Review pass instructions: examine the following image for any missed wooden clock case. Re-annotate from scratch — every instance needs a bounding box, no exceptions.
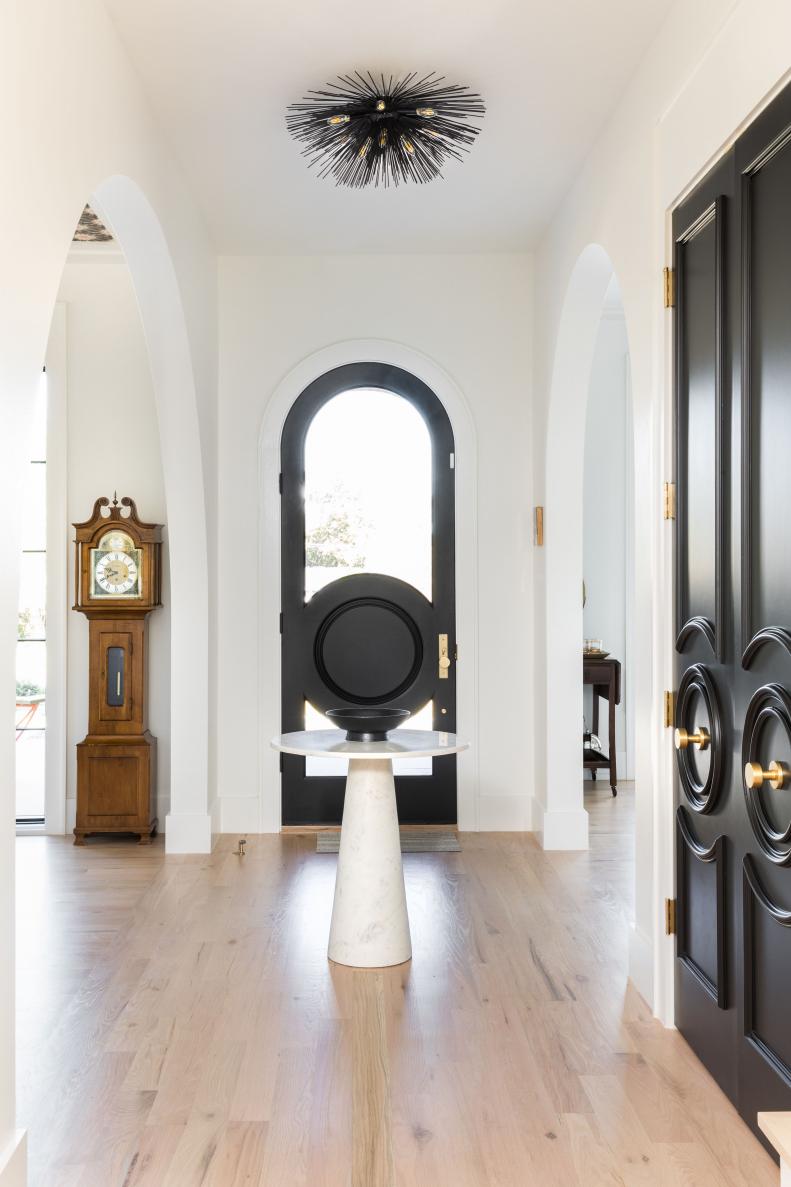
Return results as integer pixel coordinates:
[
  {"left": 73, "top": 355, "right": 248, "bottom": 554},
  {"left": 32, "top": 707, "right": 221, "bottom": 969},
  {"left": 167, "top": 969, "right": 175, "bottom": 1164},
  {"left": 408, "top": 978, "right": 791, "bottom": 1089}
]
[{"left": 73, "top": 496, "right": 162, "bottom": 845}]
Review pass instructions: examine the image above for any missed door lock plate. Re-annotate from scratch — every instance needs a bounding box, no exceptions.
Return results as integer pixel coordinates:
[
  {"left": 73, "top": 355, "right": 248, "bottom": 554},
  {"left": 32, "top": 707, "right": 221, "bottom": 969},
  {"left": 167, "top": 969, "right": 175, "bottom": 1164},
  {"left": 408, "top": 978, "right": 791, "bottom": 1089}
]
[{"left": 438, "top": 633, "right": 450, "bottom": 679}]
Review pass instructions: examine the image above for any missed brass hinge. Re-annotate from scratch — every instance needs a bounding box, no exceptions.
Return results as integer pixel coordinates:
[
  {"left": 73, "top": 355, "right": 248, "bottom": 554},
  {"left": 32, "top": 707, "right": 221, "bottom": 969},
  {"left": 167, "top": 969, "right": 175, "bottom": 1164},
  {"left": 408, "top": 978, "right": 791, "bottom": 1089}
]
[
  {"left": 534, "top": 505, "right": 544, "bottom": 547},
  {"left": 664, "top": 690, "right": 675, "bottom": 729},
  {"left": 663, "top": 481, "right": 676, "bottom": 521},
  {"left": 663, "top": 267, "right": 676, "bottom": 309},
  {"left": 665, "top": 897, "right": 677, "bottom": 936}
]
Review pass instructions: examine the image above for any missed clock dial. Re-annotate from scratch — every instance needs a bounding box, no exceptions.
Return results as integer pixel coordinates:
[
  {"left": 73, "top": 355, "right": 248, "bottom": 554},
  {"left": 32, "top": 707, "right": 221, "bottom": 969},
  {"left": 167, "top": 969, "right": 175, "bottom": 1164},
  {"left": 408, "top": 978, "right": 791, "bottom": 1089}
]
[{"left": 93, "top": 550, "right": 140, "bottom": 596}]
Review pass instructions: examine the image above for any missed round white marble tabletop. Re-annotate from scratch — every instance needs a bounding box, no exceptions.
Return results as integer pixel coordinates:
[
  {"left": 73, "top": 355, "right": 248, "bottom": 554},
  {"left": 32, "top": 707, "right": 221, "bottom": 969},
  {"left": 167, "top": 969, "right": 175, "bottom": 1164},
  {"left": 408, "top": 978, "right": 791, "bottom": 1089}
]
[{"left": 271, "top": 728, "right": 468, "bottom": 760}]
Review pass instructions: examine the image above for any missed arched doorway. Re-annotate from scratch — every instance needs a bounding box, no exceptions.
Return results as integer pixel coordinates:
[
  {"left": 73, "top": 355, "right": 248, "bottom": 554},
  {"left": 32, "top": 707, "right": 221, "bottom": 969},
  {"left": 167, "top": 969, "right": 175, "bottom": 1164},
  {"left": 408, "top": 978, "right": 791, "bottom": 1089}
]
[
  {"left": 541, "top": 242, "right": 657, "bottom": 1006},
  {"left": 90, "top": 178, "right": 211, "bottom": 853},
  {"left": 542, "top": 245, "right": 624, "bottom": 849},
  {"left": 279, "top": 362, "right": 457, "bottom": 825}
]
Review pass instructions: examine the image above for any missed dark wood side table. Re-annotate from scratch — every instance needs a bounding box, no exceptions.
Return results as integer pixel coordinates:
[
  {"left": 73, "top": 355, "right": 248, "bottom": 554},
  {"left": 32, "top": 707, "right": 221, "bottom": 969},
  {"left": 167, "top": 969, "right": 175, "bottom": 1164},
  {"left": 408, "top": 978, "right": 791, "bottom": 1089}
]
[{"left": 583, "top": 656, "right": 621, "bottom": 795}]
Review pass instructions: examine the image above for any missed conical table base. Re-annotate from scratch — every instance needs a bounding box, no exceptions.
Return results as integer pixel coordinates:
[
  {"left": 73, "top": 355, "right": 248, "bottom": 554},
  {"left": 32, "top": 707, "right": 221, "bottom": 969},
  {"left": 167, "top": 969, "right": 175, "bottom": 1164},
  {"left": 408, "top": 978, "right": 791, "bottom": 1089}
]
[{"left": 328, "top": 758, "right": 411, "bottom": 968}]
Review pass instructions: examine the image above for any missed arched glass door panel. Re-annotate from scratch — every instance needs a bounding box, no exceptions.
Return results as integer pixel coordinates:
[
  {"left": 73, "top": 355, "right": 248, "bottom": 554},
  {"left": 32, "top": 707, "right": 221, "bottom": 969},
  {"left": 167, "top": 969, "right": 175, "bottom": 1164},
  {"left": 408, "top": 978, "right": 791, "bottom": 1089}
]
[{"left": 304, "top": 388, "right": 432, "bottom": 601}]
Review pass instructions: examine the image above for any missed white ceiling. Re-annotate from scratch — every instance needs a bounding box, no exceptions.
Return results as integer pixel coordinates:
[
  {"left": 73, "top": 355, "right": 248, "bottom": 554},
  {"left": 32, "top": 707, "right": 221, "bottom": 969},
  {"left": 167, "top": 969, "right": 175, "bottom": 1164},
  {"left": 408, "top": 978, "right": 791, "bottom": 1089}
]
[{"left": 104, "top": 0, "right": 674, "bottom": 253}]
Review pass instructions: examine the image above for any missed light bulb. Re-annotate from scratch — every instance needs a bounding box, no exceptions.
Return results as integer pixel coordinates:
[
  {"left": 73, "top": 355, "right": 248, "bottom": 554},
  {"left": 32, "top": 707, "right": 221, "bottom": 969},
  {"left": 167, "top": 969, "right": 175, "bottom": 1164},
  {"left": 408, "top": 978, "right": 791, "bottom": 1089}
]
[
  {"left": 376, "top": 99, "right": 386, "bottom": 111},
  {"left": 416, "top": 107, "right": 435, "bottom": 118},
  {"left": 327, "top": 114, "right": 350, "bottom": 126},
  {"left": 400, "top": 136, "right": 415, "bottom": 154},
  {"left": 378, "top": 129, "right": 388, "bottom": 148},
  {"left": 359, "top": 137, "right": 372, "bottom": 158}
]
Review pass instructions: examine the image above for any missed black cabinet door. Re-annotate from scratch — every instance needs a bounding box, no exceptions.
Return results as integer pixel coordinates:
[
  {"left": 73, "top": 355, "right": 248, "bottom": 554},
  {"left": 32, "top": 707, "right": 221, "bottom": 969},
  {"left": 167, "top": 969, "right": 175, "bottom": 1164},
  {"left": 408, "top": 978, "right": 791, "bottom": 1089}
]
[
  {"left": 280, "top": 362, "right": 457, "bottom": 826},
  {"left": 674, "top": 79, "right": 791, "bottom": 1150}
]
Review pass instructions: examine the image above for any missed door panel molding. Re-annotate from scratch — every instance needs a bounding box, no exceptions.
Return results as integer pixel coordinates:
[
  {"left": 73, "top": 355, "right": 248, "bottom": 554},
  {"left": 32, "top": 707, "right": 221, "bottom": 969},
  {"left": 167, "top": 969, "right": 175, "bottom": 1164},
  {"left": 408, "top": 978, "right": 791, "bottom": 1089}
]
[
  {"left": 676, "top": 806, "right": 726, "bottom": 1008},
  {"left": 740, "top": 119, "right": 791, "bottom": 667},
  {"left": 674, "top": 663, "right": 725, "bottom": 814},
  {"left": 674, "top": 198, "right": 725, "bottom": 661},
  {"left": 742, "top": 683, "right": 791, "bottom": 866},
  {"left": 743, "top": 854, "right": 791, "bottom": 1088}
]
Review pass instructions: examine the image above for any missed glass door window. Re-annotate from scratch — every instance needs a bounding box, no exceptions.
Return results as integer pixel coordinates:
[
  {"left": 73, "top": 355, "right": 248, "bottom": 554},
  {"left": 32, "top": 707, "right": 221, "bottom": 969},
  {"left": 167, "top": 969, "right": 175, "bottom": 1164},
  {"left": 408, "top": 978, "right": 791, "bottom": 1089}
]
[
  {"left": 302, "top": 388, "right": 433, "bottom": 776},
  {"left": 304, "top": 388, "right": 432, "bottom": 601},
  {"left": 16, "top": 377, "right": 47, "bottom": 823}
]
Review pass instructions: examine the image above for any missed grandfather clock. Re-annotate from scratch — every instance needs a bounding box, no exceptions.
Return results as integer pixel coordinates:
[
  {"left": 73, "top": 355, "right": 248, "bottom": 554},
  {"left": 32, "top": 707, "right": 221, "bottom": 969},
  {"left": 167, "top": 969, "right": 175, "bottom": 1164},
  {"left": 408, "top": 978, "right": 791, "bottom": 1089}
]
[{"left": 73, "top": 496, "right": 162, "bottom": 844}]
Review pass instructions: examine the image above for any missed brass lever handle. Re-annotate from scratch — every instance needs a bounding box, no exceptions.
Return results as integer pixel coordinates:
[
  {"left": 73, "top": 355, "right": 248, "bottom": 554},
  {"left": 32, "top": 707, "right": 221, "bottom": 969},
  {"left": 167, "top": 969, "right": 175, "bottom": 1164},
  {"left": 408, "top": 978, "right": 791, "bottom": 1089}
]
[
  {"left": 745, "top": 760, "right": 788, "bottom": 790},
  {"left": 675, "top": 725, "right": 710, "bottom": 751},
  {"left": 438, "top": 633, "right": 450, "bottom": 679}
]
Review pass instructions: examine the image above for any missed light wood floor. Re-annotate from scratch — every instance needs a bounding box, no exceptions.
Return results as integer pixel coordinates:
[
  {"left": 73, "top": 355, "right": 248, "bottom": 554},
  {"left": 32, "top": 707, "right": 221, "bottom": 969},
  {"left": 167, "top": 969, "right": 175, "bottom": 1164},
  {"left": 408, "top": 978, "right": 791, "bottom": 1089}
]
[{"left": 16, "top": 786, "right": 776, "bottom": 1186}]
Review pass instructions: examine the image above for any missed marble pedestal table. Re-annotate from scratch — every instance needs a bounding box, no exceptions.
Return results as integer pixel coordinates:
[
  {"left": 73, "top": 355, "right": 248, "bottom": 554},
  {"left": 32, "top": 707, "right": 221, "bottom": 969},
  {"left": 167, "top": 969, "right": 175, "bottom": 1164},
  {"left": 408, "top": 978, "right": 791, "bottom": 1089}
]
[{"left": 271, "top": 729, "right": 468, "bottom": 968}]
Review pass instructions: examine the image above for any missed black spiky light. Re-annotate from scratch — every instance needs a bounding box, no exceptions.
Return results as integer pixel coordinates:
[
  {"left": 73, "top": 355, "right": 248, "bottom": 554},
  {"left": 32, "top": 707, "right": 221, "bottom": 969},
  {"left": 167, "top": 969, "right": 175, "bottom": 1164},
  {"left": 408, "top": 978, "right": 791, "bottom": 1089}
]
[{"left": 286, "top": 71, "right": 485, "bottom": 188}]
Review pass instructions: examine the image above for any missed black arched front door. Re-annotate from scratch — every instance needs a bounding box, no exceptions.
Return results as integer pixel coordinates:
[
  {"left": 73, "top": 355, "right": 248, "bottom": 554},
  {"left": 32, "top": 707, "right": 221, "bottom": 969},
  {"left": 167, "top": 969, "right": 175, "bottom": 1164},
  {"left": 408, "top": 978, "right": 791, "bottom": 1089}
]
[{"left": 280, "top": 362, "right": 456, "bottom": 825}]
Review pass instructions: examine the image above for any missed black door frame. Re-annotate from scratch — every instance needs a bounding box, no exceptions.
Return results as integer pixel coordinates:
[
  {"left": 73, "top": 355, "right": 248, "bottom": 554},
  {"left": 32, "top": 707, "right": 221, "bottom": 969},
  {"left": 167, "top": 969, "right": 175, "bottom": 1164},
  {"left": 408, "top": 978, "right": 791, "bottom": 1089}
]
[{"left": 279, "top": 361, "right": 457, "bottom": 826}]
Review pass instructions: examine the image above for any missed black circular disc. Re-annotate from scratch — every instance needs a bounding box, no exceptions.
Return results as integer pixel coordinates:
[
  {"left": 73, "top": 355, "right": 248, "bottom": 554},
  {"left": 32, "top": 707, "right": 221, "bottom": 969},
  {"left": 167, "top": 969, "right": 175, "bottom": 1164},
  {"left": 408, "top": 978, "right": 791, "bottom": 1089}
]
[
  {"left": 316, "top": 598, "right": 422, "bottom": 703},
  {"left": 301, "top": 573, "right": 435, "bottom": 715}
]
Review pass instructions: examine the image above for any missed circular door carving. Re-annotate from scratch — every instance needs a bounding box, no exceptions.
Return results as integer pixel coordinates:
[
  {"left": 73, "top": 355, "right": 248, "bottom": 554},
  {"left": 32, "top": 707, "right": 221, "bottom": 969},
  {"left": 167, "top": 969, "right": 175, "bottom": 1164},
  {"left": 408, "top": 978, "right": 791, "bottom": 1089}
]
[
  {"left": 301, "top": 573, "right": 435, "bottom": 714},
  {"left": 315, "top": 598, "right": 422, "bottom": 703},
  {"left": 742, "top": 683, "right": 791, "bottom": 865},
  {"left": 675, "top": 664, "right": 724, "bottom": 814}
]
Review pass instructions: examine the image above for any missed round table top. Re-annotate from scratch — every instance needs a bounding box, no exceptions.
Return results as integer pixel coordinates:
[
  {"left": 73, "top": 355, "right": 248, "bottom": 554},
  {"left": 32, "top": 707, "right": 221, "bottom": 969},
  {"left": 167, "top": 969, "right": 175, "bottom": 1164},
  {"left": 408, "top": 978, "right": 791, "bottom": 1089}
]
[{"left": 271, "top": 729, "right": 468, "bottom": 760}]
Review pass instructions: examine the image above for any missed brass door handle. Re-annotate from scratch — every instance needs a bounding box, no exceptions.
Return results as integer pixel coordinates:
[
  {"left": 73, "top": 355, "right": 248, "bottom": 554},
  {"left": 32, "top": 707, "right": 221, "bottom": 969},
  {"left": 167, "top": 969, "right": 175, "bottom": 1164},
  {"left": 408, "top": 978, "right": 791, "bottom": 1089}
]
[
  {"left": 438, "top": 633, "right": 450, "bottom": 679},
  {"left": 745, "top": 760, "right": 788, "bottom": 790},
  {"left": 675, "top": 726, "right": 710, "bottom": 751}
]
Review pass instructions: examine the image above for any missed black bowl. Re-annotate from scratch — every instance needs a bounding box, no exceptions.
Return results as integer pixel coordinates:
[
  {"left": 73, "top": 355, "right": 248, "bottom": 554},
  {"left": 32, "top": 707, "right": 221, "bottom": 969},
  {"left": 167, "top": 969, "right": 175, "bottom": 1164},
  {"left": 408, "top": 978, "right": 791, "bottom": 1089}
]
[{"left": 325, "top": 708, "right": 410, "bottom": 742}]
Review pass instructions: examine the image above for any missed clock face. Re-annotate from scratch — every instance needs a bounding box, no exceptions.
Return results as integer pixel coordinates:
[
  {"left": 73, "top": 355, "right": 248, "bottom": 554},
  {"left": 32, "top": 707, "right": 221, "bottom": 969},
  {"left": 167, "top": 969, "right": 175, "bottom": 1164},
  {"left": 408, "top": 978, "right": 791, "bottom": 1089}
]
[
  {"left": 90, "top": 532, "right": 142, "bottom": 599},
  {"left": 94, "top": 551, "right": 139, "bottom": 595}
]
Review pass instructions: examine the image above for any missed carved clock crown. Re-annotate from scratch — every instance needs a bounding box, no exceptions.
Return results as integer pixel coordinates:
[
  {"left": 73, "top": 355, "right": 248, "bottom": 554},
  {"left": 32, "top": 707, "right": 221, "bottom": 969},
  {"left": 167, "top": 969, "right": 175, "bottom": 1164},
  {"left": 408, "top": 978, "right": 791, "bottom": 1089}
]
[{"left": 73, "top": 495, "right": 163, "bottom": 618}]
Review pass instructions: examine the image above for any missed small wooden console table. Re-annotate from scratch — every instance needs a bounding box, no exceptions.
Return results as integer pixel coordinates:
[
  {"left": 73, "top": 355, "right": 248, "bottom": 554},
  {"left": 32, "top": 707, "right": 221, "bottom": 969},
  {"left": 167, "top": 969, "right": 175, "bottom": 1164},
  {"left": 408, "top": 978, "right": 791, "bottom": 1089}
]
[{"left": 583, "top": 656, "right": 621, "bottom": 795}]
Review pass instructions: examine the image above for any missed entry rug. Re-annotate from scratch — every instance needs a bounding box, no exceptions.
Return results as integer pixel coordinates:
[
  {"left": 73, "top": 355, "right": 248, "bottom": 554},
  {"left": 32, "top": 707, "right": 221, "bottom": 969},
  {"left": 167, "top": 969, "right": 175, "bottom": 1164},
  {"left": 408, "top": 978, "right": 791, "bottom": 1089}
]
[{"left": 317, "top": 828, "right": 461, "bottom": 854}]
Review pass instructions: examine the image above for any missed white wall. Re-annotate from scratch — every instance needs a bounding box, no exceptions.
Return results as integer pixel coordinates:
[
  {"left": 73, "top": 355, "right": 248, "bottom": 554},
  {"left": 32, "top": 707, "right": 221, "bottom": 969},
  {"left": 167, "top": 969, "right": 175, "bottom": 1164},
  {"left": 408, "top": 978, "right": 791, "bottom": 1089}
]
[
  {"left": 55, "top": 249, "right": 170, "bottom": 829},
  {"left": 532, "top": 0, "right": 791, "bottom": 1017},
  {"left": 582, "top": 307, "right": 633, "bottom": 778},
  {"left": 0, "top": 3, "right": 215, "bottom": 1179},
  {"left": 217, "top": 254, "right": 533, "bottom": 833}
]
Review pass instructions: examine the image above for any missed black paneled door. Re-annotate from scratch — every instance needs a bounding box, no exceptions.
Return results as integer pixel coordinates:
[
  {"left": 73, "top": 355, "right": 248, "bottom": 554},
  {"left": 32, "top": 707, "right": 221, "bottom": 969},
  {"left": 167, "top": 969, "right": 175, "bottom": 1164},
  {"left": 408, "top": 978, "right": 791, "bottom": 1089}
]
[
  {"left": 280, "top": 362, "right": 457, "bottom": 826},
  {"left": 673, "top": 80, "right": 791, "bottom": 1149}
]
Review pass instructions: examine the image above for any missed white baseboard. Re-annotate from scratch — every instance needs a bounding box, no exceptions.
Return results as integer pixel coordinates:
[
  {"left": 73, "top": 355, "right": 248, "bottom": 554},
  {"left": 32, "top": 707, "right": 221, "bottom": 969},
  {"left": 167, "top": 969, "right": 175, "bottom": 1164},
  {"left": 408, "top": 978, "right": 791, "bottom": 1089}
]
[
  {"left": 541, "top": 808, "right": 590, "bottom": 850},
  {"left": 220, "top": 796, "right": 264, "bottom": 834},
  {"left": 165, "top": 811, "right": 213, "bottom": 854},
  {"left": 473, "top": 795, "right": 529, "bottom": 831},
  {"left": 210, "top": 794, "right": 222, "bottom": 842},
  {"left": 0, "top": 1131, "right": 26, "bottom": 1187},
  {"left": 628, "top": 923, "right": 654, "bottom": 1009}
]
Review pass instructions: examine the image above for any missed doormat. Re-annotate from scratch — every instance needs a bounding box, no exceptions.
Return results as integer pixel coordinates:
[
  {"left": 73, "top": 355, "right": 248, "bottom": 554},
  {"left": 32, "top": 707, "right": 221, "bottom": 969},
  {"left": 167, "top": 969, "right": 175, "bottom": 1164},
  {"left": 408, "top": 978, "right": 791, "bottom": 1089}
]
[{"left": 316, "top": 828, "right": 461, "bottom": 853}]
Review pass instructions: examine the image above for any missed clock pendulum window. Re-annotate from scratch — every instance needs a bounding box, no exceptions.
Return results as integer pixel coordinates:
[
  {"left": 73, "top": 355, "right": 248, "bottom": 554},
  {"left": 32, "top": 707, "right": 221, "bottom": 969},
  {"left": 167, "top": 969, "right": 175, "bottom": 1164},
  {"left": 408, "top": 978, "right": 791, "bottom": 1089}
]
[{"left": 72, "top": 495, "right": 162, "bottom": 845}]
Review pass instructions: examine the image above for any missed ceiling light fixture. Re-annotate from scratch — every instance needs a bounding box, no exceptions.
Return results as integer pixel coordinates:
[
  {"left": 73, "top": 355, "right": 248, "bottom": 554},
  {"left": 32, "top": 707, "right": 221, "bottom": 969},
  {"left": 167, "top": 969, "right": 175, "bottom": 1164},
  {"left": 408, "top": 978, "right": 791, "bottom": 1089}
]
[{"left": 286, "top": 71, "right": 485, "bottom": 188}]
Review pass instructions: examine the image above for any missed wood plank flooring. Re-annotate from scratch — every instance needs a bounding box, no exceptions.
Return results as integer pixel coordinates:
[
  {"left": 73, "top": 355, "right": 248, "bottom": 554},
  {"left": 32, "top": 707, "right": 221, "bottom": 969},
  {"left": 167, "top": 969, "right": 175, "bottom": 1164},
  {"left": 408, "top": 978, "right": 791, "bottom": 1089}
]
[{"left": 16, "top": 786, "right": 776, "bottom": 1186}]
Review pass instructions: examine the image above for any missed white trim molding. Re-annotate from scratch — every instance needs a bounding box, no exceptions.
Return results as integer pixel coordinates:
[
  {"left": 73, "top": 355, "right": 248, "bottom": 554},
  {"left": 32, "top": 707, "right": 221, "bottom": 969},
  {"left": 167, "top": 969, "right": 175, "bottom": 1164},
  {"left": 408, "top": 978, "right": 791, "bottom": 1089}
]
[
  {"left": 0, "top": 1131, "right": 26, "bottom": 1187},
  {"left": 44, "top": 304, "right": 68, "bottom": 836},
  {"left": 541, "top": 808, "right": 590, "bottom": 851},
  {"left": 164, "top": 811, "right": 214, "bottom": 853},
  {"left": 257, "top": 338, "right": 480, "bottom": 833}
]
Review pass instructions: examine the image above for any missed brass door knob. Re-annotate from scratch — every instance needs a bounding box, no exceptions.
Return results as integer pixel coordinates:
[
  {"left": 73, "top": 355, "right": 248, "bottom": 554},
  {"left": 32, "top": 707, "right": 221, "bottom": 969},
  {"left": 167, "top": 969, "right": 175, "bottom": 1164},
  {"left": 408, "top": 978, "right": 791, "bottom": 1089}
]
[
  {"left": 745, "top": 760, "right": 788, "bottom": 790},
  {"left": 439, "top": 656, "right": 451, "bottom": 671},
  {"left": 675, "top": 726, "right": 710, "bottom": 751}
]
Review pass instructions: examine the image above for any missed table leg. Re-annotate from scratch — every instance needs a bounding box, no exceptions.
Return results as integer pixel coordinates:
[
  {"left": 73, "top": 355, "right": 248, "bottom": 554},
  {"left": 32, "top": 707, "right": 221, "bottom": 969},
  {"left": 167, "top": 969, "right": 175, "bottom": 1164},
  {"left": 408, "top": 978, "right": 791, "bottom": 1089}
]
[
  {"left": 609, "top": 676, "right": 618, "bottom": 795},
  {"left": 328, "top": 758, "right": 412, "bottom": 968}
]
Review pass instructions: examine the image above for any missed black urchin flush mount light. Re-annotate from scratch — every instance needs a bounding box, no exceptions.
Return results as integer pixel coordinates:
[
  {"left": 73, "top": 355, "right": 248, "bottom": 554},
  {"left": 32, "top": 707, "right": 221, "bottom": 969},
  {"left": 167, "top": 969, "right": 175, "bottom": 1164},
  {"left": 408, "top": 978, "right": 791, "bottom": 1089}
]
[{"left": 286, "top": 71, "right": 485, "bottom": 188}]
